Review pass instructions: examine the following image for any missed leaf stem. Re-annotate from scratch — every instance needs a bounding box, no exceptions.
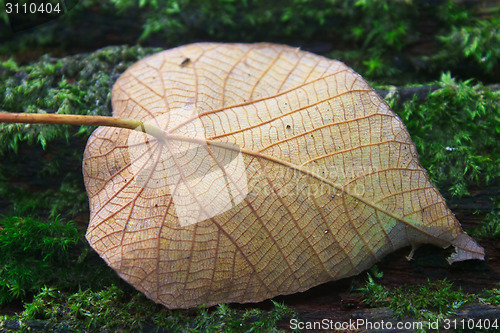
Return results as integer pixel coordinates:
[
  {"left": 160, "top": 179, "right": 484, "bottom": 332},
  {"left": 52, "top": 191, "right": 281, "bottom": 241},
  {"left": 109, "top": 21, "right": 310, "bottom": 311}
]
[
  {"left": 0, "top": 112, "right": 177, "bottom": 142},
  {"left": 0, "top": 112, "right": 143, "bottom": 131},
  {"left": 0, "top": 112, "right": 236, "bottom": 151}
]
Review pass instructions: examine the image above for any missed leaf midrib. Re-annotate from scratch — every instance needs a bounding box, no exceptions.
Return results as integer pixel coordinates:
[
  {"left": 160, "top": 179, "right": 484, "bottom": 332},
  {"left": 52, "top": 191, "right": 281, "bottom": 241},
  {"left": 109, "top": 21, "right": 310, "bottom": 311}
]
[{"left": 154, "top": 129, "right": 443, "bottom": 243}]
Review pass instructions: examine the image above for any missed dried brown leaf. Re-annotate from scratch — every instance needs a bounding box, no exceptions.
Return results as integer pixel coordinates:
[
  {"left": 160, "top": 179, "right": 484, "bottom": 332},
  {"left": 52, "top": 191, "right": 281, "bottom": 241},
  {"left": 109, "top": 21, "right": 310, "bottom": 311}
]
[{"left": 82, "top": 43, "right": 484, "bottom": 309}]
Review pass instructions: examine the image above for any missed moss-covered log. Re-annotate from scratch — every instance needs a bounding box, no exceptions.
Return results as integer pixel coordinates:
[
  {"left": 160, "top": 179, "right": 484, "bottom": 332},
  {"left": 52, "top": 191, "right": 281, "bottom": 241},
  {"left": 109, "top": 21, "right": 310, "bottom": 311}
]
[{"left": 0, "top": 0, "right": 498, "bottom": 330}]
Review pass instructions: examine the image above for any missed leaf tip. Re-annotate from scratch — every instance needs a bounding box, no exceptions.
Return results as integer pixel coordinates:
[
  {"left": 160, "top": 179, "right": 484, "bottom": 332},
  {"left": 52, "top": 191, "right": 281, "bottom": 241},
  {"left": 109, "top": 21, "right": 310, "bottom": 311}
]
[{"left": 447, "top": 233, "right": 485, "bottom": 264}]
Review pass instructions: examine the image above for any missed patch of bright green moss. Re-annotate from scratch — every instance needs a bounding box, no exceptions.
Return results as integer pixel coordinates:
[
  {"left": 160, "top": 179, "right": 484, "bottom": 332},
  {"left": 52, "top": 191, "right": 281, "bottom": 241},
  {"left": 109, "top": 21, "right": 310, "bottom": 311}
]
[
  {"left": 0, "top": 45, "right": 160, "bottom": 217},
  {"left": 0, "top": 214, "right": 297, "bottom": 332},
  {"left": 0, "top": 45, "right": 160, "bottom": 151},
  {"left": 481, "top": 283, "right": 500, "bottom": 306},
  {"left": 0, "top": 215, "right": 79, "bottom": 304},
  {"left": 359, "top": 276, "right": 471, "bottom": 323},
  {"left": 434, "top": 15, "right": 500, "bottom": 80},
  {"left": 2, "top": 285, "right": 296, "bottom": 332},
  {"left": 391, "top": 73, "right": 499, "bottom": 198},
  {"left": 0, "top": 215, "right": 123, "bottom": 305},
  {"left": 359, "top": 276, "right": 500, "bottom": 333}
]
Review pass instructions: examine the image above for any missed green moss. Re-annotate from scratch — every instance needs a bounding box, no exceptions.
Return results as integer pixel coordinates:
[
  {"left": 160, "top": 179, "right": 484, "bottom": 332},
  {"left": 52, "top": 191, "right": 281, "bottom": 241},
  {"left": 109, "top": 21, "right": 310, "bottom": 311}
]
[
  {"left": 359, "top": 276, "right": 471, "bottom": 323},
  {"left": 0, "top": 45, "right": 160, "bottom": 217},
  {"left": 0, "top": 216, "right": 79, "bottom": 304},
  {"left": 481, "top": 283, "right": 500, "bottom": 306},
  {"left": 2, "top": 286, "right": 296, "bottom": 332},
  {"left": 359, "top": 277, "right": 500, "bottom": 333},
  {"left": 0, "top": 215, "right": 124, "bottom": 305},
  {"left": 391, "top": 73, "right": 499, "bottom": 198},
  {"left": 471, "top": 196, "right": 500, "bottom": 240},
  {"left": 434, "top": 15, "right": 500, "bottom": 80},
  {"left": 0, "top": 214, "right": 296, "bottom": 331},
  {"left": 0, "top": 45, "right": 160, "bottom": 151}
]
